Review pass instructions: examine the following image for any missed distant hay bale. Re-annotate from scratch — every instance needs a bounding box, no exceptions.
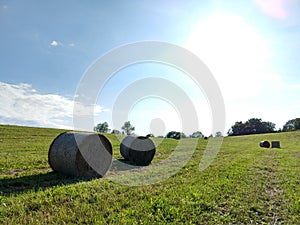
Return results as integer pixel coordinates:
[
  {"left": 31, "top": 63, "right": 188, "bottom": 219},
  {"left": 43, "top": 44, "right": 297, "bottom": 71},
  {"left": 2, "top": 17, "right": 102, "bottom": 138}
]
[
  {"left": 48, "top": 132, "right": 112, "bottom": 179},
  {"left": 120, "top": 135, "right": 156, "bottom": 166},
  {"left": 259, "top": 140, "right": 270, "bottom": 148},
  {"left": 271, "top": 141, "right": 280, "bottom": 148}
]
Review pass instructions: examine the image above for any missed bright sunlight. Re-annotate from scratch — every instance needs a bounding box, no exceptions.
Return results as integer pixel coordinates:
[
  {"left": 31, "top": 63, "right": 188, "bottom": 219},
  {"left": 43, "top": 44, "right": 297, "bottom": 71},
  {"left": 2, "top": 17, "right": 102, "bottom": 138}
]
[{"left": 185, "top": 12, "right": 275, "bottom": 100}]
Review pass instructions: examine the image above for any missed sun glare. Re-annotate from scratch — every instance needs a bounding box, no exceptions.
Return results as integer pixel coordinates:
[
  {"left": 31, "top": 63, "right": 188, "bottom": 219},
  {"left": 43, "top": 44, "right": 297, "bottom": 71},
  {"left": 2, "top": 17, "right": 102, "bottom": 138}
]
[{"left": 185, "top": 12, "right": 272, "bottom": 99}]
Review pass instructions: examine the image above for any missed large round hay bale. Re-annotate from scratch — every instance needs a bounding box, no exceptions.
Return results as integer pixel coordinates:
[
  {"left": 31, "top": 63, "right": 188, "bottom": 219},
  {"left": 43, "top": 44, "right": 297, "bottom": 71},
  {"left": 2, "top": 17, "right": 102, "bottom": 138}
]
[
  {"left": 120, "top": 135, "right": 156, "bottom": 166},
  {"left": 48, "top": 132, "right": 112, "bottom": 179},
  {"left": 259, "top": 140, "right": 270, "bottom": 148}
]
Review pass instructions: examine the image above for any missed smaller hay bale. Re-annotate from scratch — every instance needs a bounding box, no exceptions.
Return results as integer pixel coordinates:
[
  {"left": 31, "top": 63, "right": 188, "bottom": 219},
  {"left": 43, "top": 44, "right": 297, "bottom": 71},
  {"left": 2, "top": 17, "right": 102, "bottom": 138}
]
[
  {"left": 259, "top": 140, "right": 270, "bottom": 148},
  {"left": 120, "top": 135, "right": 156, "bottom": 166},
  {"left": 48, "top": 132, "right": 113, "bottom": 179},
  {"left": 271, "top": 141, "right": 280, "bottom": 148}
]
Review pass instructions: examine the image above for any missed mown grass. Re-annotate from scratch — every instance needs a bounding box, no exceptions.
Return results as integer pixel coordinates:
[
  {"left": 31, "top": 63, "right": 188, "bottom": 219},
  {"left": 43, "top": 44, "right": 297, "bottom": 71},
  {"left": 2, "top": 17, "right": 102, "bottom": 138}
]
[{"left": 0, "top": 125, "right": 299, "bottom": 224}]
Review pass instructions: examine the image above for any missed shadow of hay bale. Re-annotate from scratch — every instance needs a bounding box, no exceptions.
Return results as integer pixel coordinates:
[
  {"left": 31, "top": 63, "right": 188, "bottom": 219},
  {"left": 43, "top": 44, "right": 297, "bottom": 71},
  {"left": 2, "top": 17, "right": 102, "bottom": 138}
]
[
  {"left": 0, "top": 172, "right": 82, "bottom": 196},
  {"left": 109, "top": 159, "right": 144, "bottom": 172}
]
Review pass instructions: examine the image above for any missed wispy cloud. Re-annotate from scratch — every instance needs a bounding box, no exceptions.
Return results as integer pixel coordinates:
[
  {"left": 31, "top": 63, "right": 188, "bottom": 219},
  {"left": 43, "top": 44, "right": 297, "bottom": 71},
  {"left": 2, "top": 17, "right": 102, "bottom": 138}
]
[
  {"left": 50, "top": 40, "right": 75, "bottom": 48},
  {"left": 0, "top": 82, "right": 106, "bottom": 129}
]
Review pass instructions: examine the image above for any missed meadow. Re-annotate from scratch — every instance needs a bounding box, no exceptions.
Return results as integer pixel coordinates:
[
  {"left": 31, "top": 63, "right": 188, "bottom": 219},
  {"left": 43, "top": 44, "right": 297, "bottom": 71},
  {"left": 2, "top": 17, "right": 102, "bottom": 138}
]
[{"left": 0, "top": 125, "right": 299, "bottom": 224}]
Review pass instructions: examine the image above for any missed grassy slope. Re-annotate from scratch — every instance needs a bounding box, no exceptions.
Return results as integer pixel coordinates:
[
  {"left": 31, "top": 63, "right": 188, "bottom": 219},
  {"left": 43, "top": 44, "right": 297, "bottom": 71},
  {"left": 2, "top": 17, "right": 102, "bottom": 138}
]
[{"left": 0, "top": 125, "right": 299, "bottom": 224}]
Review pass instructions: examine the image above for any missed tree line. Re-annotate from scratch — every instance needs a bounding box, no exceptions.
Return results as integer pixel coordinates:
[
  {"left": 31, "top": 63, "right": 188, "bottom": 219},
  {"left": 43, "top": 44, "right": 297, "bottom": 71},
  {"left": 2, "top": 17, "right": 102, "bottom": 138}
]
[
  {"left": 94, "top": 117, "right": 300, "bottom": 138},
  {"left": 94, "top": 121, "right": 135, "bottom": 135},
  {"left": 228, "top": 117, "right": 300, "bottom": 136}
]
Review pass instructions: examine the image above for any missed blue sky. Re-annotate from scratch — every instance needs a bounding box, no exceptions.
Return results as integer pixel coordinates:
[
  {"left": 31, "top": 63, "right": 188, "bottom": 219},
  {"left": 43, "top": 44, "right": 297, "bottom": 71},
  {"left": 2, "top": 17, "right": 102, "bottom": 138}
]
[{"left": 1, "top": 0, "right": 300, "bottom": 136}]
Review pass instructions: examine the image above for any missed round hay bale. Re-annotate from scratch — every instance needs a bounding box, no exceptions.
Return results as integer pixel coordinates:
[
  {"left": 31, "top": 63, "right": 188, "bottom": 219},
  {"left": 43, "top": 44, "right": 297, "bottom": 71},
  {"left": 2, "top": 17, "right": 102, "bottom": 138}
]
[
  {"left": 271, "top": 141, "right": 280, "bottom": 148},
  {"left": 48, "top": 132, "right": 112, "bottom": 179},
  {"left": 120, "top": 135, "right": 156, "bottom": 166},
  {"left": 259, "top": 140, "right": 270, "bottom": 148}
]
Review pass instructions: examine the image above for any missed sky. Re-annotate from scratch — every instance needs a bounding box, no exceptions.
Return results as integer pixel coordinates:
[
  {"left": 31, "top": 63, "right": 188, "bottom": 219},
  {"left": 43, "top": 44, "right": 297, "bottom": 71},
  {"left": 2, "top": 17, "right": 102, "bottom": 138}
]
[{"left": 1, "top": 0, "right": 300, "bottom": 136}]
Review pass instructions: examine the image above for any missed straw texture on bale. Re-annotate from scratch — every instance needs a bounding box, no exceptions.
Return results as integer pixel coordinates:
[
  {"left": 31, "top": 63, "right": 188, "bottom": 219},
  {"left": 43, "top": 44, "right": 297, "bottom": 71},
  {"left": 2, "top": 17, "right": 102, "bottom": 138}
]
[
  {"left": 271, "top": 141, "right": 280, "bottom": 148},
  {"left": 259, "top": 140, "right": 270, "bottom": 148},
  {"left": 120, "top": 135, "right": 156, "bottom": 166},
  {"left": 48, "top": 132, "right": 112, "bottom": 179}
]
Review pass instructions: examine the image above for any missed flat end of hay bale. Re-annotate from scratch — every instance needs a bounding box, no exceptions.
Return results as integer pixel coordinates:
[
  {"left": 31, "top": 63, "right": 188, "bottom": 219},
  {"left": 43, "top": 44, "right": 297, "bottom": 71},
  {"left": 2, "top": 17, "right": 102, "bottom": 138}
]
[
  {"left": 271, "top": 141, "right": 280, "bottom": 148},
  {"left": 120, "top": 135, "right": 156, "bottom": 166},
  {"left": 48, "top": 132, "right": 113, "bottom": 180}
]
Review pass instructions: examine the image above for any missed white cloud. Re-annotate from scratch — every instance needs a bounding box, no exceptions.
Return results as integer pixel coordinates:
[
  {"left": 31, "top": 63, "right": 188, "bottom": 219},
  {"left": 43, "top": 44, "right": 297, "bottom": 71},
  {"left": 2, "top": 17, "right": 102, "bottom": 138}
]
[
  {"left": 68, "top": 43, "right": 75, "bottom": 47},
  {"left": 50, "top": 40, "right": 59, "bottom": 47},
  {"left": 0, "top": 82, "right": 106, "bottom": 129}
]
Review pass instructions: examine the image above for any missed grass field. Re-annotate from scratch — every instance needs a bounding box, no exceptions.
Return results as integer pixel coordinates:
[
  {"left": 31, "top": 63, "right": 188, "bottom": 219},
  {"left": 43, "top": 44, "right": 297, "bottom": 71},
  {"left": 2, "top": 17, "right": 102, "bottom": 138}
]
[{"left": 0, "top": 125, "right": 299, "bottom": 224}]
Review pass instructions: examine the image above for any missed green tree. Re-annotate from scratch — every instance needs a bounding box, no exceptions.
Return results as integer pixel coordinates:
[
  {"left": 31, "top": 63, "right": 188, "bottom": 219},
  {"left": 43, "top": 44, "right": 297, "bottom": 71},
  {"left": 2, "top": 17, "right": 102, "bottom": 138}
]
[
  {"left": 166, "top": 131, "right": 181, "bottom": 140},
  {"left": 282, "top": 118, "right": 300, "bottom": 132},
  {"left": 121, "top": 121, "right": 135, "bottom": 135},
  {"left": 227, "top": 121, "right": 244, "bottom": 136},
  {"left": 181, "top": 132, "right": 187, "bottom": 138},
  {"left": 295, "top": 119, "right": 300, "bottom": 130},
  {"left": 111, "top": 129, "right": 121, "bottom": 134},
  {"left": 228, "top": 118, "right": 276, "bottom": 136},
  {"left": 215, "top": 131, "right": 223, "bottom": 137},
  {"left": 94, "top": 122, "right": 110, "bottom": 133},
  {"left": 190, "top": 131, "right": 204, "bottom": 138}
]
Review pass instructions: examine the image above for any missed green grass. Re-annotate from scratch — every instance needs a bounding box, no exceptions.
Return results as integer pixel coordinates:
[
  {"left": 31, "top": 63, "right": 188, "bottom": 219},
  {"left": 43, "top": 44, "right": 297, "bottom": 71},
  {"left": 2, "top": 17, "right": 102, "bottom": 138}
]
[{"left": 0, "top": 124, "right": 299, "bottom": 224}]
